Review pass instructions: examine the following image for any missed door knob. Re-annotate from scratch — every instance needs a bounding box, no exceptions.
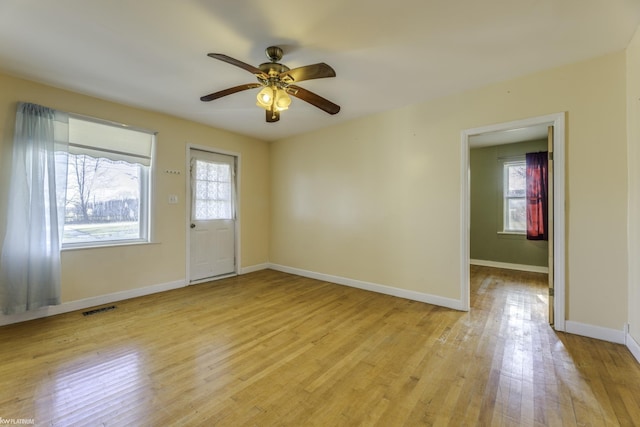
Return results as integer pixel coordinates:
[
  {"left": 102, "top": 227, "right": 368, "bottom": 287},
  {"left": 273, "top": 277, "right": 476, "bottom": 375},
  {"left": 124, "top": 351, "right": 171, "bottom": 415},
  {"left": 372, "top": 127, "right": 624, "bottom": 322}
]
[{"left": 190, "top": 223, "right": 196, "bottom": 229}]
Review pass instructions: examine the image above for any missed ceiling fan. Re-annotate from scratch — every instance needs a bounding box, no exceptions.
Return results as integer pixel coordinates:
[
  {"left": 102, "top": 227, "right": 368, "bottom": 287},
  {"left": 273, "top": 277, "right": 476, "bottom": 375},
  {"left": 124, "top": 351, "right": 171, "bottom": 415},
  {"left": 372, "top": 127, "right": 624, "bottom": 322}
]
[{"left": 200, "top": 46, "right": 340, "bottom": 123}]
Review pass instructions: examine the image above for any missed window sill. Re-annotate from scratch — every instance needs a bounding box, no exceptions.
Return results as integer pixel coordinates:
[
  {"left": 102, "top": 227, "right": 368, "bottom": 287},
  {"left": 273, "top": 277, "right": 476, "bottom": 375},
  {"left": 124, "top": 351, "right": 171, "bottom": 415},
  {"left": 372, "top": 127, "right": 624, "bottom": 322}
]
[
  {"left": 61, "top": 240, "right": 158, "bottom": 251},
  {"left": 497, "top": 231, "right": 526, "bottom": 236}
]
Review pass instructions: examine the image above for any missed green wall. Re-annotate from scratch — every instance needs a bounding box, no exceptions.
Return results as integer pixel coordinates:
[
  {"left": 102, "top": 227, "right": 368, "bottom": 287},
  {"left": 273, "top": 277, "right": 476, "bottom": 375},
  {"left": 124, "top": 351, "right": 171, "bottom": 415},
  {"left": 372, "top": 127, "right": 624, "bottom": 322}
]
[{"left": 470, "top": 139, "right": 549, "bottom": 267}]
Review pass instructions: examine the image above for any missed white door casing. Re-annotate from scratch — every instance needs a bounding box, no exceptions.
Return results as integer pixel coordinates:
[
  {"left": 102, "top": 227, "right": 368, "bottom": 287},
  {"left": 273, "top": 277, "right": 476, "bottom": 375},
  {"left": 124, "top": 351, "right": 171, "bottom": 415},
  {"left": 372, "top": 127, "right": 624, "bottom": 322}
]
[
  {"left": 461, "top": 113, "right": 566, "bottom": 331},
  {"left": 547, "top": 125, "right": 555, "bottom": 326}
]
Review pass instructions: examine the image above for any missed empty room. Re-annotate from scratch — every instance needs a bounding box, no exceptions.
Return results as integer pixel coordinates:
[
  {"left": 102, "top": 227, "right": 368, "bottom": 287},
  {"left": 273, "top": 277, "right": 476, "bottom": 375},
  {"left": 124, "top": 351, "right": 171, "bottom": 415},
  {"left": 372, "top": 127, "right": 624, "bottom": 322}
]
[{"left": 1, "top": 1, "right": 640, "bottom": 425}]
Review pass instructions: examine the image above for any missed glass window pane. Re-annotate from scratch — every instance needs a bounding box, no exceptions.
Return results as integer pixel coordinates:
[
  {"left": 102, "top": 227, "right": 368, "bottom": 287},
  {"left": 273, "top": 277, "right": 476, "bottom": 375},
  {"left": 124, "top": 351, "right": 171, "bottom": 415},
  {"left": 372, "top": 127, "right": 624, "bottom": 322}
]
[
  {"left": 62, "top": 154, "right": 144, "bottom": 244},
  {"left": 507, "top": 164, "right": 526, "bottom": 197},
  {"left": 507, "top": 198, "right": 526, "bottom": 231},
  {"left": 193, "top": 160, "right": 233, "bottom": 220}
]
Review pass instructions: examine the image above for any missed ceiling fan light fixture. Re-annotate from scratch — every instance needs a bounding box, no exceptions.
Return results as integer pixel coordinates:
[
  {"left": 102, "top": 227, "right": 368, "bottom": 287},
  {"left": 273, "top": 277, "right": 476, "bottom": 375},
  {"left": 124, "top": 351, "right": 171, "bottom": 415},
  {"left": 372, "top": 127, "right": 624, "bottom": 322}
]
[
  {"left": 256, "top": 86, "right": 291, "bottom": 112},
  {"left": 256, "top": 86, "right": 274, "bottom": 109},
  {"left": 274, "top": 89, "right": 291, "bottom": 111}
]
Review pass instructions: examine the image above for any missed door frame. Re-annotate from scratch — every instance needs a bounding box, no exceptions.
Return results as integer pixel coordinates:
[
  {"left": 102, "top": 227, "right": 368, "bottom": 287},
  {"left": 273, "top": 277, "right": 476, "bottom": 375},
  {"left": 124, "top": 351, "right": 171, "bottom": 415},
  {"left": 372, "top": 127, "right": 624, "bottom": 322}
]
[
  {"left": 185, "top": 144, "right": 241, "bottom": 284},
  {"left": 460, "top": 113, "right": 566, "bottom": 331}
]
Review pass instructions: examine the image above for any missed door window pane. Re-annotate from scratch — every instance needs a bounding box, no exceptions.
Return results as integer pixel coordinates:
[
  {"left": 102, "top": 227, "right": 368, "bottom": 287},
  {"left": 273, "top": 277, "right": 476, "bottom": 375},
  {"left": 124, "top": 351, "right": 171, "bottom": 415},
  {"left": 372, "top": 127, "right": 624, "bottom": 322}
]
[{"left": 193, "top": 160, "right": 233, "bottom": 220}]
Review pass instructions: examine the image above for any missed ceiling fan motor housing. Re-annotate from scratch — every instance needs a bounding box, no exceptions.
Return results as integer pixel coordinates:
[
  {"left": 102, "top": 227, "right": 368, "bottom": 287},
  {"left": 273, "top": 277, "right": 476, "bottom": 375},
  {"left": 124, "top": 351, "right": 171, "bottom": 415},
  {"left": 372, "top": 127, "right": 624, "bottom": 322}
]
[{"left": 258, "top": 62, "right": 290, "bottom": 78}]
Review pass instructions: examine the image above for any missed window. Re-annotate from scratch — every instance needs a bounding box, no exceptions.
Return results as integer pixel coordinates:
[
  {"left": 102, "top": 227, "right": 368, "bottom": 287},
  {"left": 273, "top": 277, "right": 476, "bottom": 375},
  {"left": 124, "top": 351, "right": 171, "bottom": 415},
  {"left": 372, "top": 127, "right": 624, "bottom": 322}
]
[
  {"left": 60, "top": 116, "right": 154, "bottom": 247},
  {"left": 503, "top": 160, "right": 526, "bottom": 233}
]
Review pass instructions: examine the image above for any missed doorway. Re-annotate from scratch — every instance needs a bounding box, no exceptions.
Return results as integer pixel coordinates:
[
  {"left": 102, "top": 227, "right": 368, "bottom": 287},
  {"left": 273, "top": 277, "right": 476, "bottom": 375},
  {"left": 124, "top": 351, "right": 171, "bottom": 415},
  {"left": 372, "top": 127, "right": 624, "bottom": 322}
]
[
  {"left": 461, "top": 113, "right": 565, "bottom": 331},
  {"left": 187, "top": 147, "right": 239, "bottom": 284}
]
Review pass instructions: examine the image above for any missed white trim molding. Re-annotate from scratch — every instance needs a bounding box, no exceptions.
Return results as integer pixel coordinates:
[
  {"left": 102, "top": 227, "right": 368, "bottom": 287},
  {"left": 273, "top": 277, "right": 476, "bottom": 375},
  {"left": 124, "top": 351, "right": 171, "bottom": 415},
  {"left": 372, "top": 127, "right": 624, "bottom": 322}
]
[
  {"left": 0, "top": 279, "right": 186, "bottom": 327},
  {"left": 565, "top": 321, "right": 626, "bottom": 345},
  {"left": 269, "top": 264, "right": 466, "bottom": 311},
  {"left": 627, "top": 332, "right": 640, "bottom": 364},
  {"left": 470, "top": 259, "right": 549, "bottom": 274},
  {"left": 240, "top": 263, "right": 270, "bottom": 274}
]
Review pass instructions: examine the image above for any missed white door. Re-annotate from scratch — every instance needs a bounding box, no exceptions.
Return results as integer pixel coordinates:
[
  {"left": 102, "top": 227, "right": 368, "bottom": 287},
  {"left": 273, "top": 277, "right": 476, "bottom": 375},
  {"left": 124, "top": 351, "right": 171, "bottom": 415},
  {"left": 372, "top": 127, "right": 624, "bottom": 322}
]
[{"left": 189, "top": 150, "right": 236, "bottom": 282}]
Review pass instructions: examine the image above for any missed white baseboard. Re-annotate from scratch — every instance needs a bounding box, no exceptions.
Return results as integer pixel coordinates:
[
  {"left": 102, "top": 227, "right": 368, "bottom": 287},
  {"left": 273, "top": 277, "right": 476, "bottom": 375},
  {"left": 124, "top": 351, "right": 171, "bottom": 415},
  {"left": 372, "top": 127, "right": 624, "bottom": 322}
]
[
  {"left": 470, "top": 259, "right": 549, "bottom": 274},
  {"left": 240, "top": 263, "right": 269, "bottom": 274},
  {"left": 269, "top": 263, "right": 466, "bottom": 311},
  {"left": 0, "top": 279, "right": 186, "bottom": 326},
  {"left": 627, "top": 332, "right": 640, "bottom": 364},
  {"left": 565, "top": 320, "right": 626, "bottom": 345}
]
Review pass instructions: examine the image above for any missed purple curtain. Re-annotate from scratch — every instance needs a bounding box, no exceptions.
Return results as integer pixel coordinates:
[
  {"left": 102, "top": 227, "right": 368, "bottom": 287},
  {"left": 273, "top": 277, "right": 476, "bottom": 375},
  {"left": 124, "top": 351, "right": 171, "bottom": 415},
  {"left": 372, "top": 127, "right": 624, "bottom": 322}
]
[{"left": 526, "top": 152, "right": 548, "bottom": 240}]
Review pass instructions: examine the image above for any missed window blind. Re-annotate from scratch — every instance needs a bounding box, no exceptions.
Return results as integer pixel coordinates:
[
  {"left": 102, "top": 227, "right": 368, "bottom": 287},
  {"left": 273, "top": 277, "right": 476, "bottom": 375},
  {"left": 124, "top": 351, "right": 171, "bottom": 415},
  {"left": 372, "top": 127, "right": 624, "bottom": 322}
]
[{"left": 68, "top": 116, "right": 154, "bottom": 166}]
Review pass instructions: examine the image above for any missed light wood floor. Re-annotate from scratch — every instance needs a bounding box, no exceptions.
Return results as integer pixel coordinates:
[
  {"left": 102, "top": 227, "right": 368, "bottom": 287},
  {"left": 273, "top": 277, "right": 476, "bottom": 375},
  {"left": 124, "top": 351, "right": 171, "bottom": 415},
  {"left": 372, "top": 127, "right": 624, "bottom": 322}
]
[{"left": 1, "top": 267, "right": 639, "bottom": 426}]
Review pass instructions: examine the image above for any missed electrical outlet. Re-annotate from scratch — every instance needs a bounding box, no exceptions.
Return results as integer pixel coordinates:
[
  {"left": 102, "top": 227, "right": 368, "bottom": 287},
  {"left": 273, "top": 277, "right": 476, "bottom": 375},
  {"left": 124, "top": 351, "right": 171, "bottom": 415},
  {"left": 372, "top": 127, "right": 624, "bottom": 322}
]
[{"left": 168, "top": 195, "right": 178, "bottom": 204}]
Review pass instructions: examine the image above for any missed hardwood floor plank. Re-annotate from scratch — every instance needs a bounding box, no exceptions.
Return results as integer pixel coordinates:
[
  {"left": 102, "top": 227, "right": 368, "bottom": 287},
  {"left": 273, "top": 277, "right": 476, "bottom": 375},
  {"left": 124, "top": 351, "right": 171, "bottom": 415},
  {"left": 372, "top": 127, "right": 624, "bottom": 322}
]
[{"left": 1, "top": 267, "right": 639, "bottom": 425}]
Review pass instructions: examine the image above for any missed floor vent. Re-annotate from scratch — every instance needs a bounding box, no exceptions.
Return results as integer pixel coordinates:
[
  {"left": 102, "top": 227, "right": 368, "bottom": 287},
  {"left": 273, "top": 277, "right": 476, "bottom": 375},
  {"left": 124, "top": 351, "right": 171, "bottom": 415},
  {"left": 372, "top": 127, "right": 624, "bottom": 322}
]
[{"left": 82, "top": 305, "right": 117, "bottom": 316}]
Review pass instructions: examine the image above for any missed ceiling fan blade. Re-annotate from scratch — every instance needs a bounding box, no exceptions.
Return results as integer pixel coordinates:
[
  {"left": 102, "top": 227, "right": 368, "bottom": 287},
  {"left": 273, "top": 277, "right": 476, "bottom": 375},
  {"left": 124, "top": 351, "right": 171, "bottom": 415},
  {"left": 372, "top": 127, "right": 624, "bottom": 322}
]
[
  {"left": 280, "top": 63, "right": 336, "bottom": 83},
  {"left": 286, "top": 85, "right": 340, "bottom": 115},
  {"left": 207, "top": 53, "right": 268, "bottom": 79},
  {"left": 200, "top": 83, "right": 262, "bottom": 102},
  {"left": 266, "top": 108, "right": 280, "bottom": 123}
]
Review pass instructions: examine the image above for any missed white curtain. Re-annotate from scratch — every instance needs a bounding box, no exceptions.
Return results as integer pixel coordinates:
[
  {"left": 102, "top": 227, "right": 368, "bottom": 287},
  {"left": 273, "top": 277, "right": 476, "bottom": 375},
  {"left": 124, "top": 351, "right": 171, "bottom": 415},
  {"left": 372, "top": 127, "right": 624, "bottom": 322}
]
[{"left": 0, "top": 102, "right": 68, "bottom": 314}]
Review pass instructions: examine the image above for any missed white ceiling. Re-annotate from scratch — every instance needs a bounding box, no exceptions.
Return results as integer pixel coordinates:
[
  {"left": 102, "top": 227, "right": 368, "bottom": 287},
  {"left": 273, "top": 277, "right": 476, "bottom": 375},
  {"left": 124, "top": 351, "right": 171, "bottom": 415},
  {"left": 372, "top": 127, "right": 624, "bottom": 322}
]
[{"left": 1, "top": 1, "right": 639, "bottom": 142}]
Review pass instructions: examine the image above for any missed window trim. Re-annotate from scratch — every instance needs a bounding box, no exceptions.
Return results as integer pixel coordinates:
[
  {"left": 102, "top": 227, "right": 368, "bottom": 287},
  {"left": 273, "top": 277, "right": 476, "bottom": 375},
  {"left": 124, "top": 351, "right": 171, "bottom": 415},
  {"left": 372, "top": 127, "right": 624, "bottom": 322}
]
[{"left": 60, "top": 113, "right": 156, "bottom": 249}]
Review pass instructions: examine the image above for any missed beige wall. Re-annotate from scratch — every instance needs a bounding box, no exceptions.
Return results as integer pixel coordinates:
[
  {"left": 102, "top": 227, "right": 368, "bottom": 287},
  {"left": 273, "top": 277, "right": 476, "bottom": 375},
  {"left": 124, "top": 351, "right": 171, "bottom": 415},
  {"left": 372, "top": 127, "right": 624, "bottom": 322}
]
[
  {"left": 627, "top": 26, "right": 640, "bottom": 345},
  {"left": 0, "top": 73, "right": 270, "bottom": 303},
  {"left": 271, "top": 51, "right": 629, "bottom": 330}
]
